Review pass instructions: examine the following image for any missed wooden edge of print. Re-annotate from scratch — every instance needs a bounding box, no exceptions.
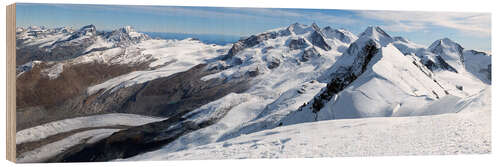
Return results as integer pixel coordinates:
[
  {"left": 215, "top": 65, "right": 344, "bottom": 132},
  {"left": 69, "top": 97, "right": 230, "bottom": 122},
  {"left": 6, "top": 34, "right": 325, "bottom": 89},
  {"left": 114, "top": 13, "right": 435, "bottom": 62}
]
[{"left": 6, "top": 3, "right": 16, "bottom": 163}]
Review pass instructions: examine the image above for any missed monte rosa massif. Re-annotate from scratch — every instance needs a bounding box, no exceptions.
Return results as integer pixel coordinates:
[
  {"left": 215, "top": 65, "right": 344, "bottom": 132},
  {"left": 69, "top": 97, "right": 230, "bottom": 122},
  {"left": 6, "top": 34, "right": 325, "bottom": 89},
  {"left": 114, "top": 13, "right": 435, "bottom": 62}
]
[{"left": 14, "top": 23, "right": 491, "bottom": 162}]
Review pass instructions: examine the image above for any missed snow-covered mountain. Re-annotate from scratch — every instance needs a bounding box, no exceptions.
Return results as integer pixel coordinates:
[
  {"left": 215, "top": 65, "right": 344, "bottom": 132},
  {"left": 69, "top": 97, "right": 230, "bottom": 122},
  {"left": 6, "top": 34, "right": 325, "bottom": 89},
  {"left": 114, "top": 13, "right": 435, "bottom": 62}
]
[
  {"left": 463, "top": 49, "right": 491, "bottom": 83},
  {"left": 15, "top": 25, "right": 152, "bottom": 66},
  {"left": 15, "top": 23, "right": 491, "bottom": 162},
  {"left": 218, "top": 26, "right": 467, "bottom": 141},
  {"left": 123, "top": 89, "right": 490, "bottom": 160},
  {"left": 103, "top": 26, "right": 150, "bottom": 46}
]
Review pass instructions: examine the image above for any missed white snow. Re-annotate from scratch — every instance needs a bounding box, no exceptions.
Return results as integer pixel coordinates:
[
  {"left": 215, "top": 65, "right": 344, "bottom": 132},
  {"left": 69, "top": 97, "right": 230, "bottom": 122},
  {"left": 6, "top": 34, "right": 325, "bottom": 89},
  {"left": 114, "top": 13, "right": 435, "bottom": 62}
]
[
  {"left": 287, "top": 23, "right": 313, "bottom": 35},
  {"left": 41, "top": 63, "right": 64, "bottom": 79},
  {"left": 84, "top": 36, "right": 113, "bottom": 53},
  {"left": 126, "top": 87, "right": 489, "bottom": 161},
  {"left": 356, "top": 26, "right": 394, "bottom": 47},
  {"left": 463, "top": 50, "right": 491, "bottom": 83},
  {"left": 16, "top": 24, "right": 492, "bottom": 161},
  {"left": 428, "top": 38, "right": 466, "bottom": 73},
  {"left": 17, "top": 129, "right": 121, "bottom": 163},
  {"left": 86, "top": 39, "right": 230, "bottom": 95},
  {"left": 322, "top": 28, "right": 358, "bottom": 44},
  {"left": 278, "top": 44, "right": 439, "bottom": 123},
  {"left": 391, "top": 36, "right": 489, "bottom": 94},
  {"left": 392, "top": 36, "right": 426, "bottom": 54},
  {"left": 118, "top": 23, "right": 356, "bottom": 155},
  {"left": 127, "top": 30, "right": 142, "bottom": 38},
  {"left": 126, "top": 25, "right": 491, "bottom": 159},
  {"left": 22, "top": 33, "right": 71, "bottom": 48},
  {"left": 123, "top": 106, "right": 490, "bottom": 160},
  {"left": 201, "top": 24, "right": 348, "bottom": 83},
  {"left": 160, "top": 93, "right": 268, "bottom": 152},
  {"left": 394, "top": 86, "right": 490, "bottom": 116},
  {"left": 16, "top": 113, "right": 164, "bottom": 145},
  {"left": 432, "top": 70, "right": 486, "bottom": 96}
]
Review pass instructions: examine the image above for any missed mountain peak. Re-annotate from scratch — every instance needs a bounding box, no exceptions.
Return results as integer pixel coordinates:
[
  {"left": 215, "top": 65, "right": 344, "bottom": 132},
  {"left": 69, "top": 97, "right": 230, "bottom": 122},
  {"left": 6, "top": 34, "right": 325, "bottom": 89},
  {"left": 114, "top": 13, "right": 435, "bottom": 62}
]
[
  {"left": 360, "top": 26, "right": 391, "bottom": 38},
  {"left": 429, "top": 38, "right": 464, "bottom": 53},
  {"left": 429, "top": 38, "right": 465, "bottom": 53},
  {"left": 311, "top": 23, "right": 321, "bottom": 31},
  {"left": 79, "top": 24, "right": 96, "bottom": 32},
  {"left": 357, "top": 26, "right": 393, "bottom": 46},
  {"left": 54, "top": 27, "right": 74, "bottom": 33},
  {"left": 74, "top": 24, "right": 97, "bottom": 37},
  {"left": 120, "top": 26, "right": 135, "bottom": 33},
  {"left": 105, "top": 26, "right": 149, "bottom": 45},
  {"left": 428, "top": 38, "right": 465, "bottom": 73},
  {"left": 286, "top": 22, "right": 310, "bottom": 35},
  {"left": 322, "top": 27, "right": 358, "bottom": 44}
]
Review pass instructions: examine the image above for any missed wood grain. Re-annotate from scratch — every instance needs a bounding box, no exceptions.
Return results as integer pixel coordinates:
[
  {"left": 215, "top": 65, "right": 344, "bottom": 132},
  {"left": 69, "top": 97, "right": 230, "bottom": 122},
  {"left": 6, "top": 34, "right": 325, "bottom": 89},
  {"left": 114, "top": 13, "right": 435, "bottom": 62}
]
[{"left": 6, "top": 3, "right": 17, "bottom": 162}]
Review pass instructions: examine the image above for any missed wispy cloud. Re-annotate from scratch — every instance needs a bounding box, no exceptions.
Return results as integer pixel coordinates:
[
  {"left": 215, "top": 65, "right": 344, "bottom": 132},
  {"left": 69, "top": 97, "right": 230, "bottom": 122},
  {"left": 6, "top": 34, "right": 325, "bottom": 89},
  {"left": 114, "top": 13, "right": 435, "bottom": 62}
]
[
  {"left": 234, "top": 8, "right": 305, "bottom": 18},
  {"left": 233, "top": 8, "right": 359, "bottom": 25},
  {"left": 37, "top": 4, "right": 361, "bottom": 29},
  {"left": 306, "top": 12, "right": 359, "bottom": 25},
  {"left": 357, "top": 10, "right": 491, "bottom": 37}
]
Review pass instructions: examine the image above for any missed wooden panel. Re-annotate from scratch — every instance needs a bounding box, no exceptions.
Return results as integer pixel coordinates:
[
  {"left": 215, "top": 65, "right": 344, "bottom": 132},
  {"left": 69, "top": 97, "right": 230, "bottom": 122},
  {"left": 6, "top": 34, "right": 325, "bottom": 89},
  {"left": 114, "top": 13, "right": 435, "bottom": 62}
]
[{"left": 6, "top": 3, "right": 16, "bottom": 163}]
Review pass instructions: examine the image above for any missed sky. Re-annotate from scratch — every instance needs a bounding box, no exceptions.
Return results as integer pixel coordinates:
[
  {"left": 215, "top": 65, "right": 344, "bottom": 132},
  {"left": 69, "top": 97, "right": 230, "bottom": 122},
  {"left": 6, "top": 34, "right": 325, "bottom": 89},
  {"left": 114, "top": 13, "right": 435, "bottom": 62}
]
[{"left": 16, "top": 3, "right": 491, "bottom": 51}]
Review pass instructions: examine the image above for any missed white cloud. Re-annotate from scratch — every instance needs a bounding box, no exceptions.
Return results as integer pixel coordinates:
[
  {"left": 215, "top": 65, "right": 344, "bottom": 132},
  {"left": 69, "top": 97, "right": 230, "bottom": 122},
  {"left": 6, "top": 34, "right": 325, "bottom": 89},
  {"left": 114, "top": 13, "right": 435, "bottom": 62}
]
[
  {"left": 234, "top": 8, "right": 305, "bottom": 17},
  {"left": 357, "top": 10, "right": 491, "bottom": 37},
  {"left": 305, "top": 12, "right": 359, "bottom": 25},
  {"left": 227, "top": 8, "right": 359, "bottom": 25}
]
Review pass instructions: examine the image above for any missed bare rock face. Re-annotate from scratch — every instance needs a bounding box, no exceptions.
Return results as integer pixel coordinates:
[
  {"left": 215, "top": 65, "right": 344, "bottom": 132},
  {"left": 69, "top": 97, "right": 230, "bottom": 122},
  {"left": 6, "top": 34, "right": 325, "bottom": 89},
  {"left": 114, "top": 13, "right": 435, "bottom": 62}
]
[
  {"left": 428, "top": 38, "right": 465, "bottom": 73},
  {"left": 226, "top": 31, "right": 279, "bottom": 60},
  {"left": 80, "top": 64, "right": 252, "bottom": 117},
  {"left": 350, "top": 40, "right": 379, "bottom": 76},
  {"left": 301, "top": 47, "right": 321, "bottom": 62},
  {"left": 15, "top": 62, "right": 151, "bottom": 130},
  {"left": 43, "top": 64, "right": 253, "bottom": 162},
  {"left": 267, "top": 57, "right": 281, "bottom": 69},
  {"left": 104, "top": 26, "right": 150, "bottom": 46},
  {"left": 16, "top": 63, "right": 253, "bottom": 131},
  {"left": 306, "top": 39, "right": 379, "bottom": 113},
  {"left": 16, "top": 25, "right": 100, "bottom": 65},
  {"left": 309, "top": 24, "right": 331, "bottom": 51},
  {"left": 288, "top": 37, "right": 309, "bottom": 50},
  {"left": 322, "top": 26, "right": 357, "bottom": 44}
]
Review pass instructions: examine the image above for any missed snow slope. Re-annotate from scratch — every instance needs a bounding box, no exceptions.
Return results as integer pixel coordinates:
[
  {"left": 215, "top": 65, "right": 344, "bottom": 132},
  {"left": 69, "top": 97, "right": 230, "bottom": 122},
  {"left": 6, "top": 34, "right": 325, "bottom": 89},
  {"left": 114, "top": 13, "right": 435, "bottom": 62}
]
[
  {"left": 392, "top": 36, "right": 489, "bottom": 94},
  {"left": 16, "top": 26, "right": 73, "bottom": 48},
  {"left": 276, "top": 27, "right": 455, "bottom": 126},
  {"left": 428, "top": 38, "right": 466, "bottom": 73},
  {"left": 86, "top": 39, "right": 230, "bottom": 95},
  {"left": 114, "top": 25, "right": 491, "bottom": 160},
  {"left": 463, "top": 50, "right": 491, "bottom": 84},
  {"left": 157, "top": 26, "right": 490, "bottom": 150},
  {"left": 123, "top": 102, "right": 490, "bottom": 160},
  {"left": 15, "top": 23, "right": 492, "bottom": 162},
  {"left": 124, "top": 23, "right": 357, "bottom": 154}
]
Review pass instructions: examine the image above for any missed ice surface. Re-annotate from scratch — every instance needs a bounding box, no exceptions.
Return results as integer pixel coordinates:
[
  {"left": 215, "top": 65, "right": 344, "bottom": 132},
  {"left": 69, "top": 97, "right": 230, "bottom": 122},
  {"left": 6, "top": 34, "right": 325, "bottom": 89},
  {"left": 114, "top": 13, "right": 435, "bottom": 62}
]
[
  {"left": 16, "top": 113, "right": 164, "bottom": 145},
  {"left": 124, "top": 102, "right": 490, "bottom": 160},
  {"left": 17, "top": 129, "right": 121, "bottom": 163}
]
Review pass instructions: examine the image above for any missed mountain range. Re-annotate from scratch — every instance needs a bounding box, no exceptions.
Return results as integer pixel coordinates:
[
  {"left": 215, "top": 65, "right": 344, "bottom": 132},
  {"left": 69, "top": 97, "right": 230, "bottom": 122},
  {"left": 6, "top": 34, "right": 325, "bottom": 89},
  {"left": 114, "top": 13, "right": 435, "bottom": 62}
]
[{"left": 14, "top": 23, "right": 491, "bottom": 162}]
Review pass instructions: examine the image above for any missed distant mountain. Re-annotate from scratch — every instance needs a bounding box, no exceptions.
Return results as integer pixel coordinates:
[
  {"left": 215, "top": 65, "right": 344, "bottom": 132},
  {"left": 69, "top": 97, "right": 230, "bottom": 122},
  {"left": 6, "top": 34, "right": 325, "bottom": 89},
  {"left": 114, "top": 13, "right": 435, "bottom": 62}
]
[
  {"left": 104, "top": 26, "right": 150, "bottom": 46},
  {"left": 144, "top": 32, "right": 241, "bottom": 45}
]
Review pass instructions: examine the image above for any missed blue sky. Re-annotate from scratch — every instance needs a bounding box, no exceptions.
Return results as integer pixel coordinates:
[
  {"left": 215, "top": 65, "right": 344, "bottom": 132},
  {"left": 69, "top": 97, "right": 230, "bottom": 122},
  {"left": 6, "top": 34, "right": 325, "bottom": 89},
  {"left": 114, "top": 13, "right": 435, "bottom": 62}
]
[{"left": 16, "top": 3, "right": 491, "bottom": 51}]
